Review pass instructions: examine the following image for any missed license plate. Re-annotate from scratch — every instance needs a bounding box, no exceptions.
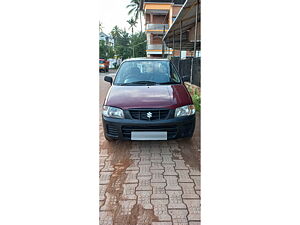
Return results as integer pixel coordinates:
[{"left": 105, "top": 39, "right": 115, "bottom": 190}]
[{"left": 131, "top": 131, "right": 167, "bottom": 140}]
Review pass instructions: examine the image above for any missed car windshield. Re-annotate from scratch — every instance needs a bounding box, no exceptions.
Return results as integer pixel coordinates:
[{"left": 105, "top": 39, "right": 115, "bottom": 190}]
[
  {"left": 99, "top": 60, "right": 105, "bottom": 64},
  {"left": 114, "top": 60, "right": 181, "bottom": 86}
]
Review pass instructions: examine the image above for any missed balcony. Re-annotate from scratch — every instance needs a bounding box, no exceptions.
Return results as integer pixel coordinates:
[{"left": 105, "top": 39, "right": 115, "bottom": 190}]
[
  {"left": 145, "top": 9, "right": 169, "bottom": 15},
  {"left": 146, "top": 24, "right": 169, "bottom": 34},
  {"left": 144, "top": 0, "right": 185, "bottom": 3},
  {"left": 146, "top": 44, "right": 173, "bottom": 55}
]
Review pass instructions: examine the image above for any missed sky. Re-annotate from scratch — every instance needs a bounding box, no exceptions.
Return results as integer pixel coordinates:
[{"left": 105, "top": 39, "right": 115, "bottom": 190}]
[{"left": 100, "top": 0, "right": 145, "bottom": 35}]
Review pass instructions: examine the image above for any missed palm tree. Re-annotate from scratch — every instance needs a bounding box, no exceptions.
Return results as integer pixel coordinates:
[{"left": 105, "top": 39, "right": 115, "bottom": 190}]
[
  {"left": 126, "top": 0, "right": 143, "bottom": 32},
  {"left": 99, "top": 22, "right": 103, "bottom": 32},
  {"left": 99, "top": 22, "right": 102, "bottom": 32},
  {"left": 127, "top": 18, "right": 137, "bottom": 35},
  {"left": 110, "top": 26, "right": 122, "bottom": 39}
]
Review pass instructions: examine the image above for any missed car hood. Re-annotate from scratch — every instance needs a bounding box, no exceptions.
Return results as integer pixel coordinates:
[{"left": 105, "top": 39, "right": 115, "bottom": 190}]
[{"left": 104, "top": 84, "right": 192, "bottom": 109}]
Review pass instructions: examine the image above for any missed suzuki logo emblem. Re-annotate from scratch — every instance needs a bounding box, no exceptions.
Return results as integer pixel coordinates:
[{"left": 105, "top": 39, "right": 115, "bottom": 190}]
[{"left": 146, "top": 112, "right": 152, "bottom": 119}]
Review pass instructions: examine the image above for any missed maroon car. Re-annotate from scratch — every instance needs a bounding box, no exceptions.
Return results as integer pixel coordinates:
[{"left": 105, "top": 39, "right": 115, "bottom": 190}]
[{"left": 102, "top": 58, "right": 195, "bottom": 141}]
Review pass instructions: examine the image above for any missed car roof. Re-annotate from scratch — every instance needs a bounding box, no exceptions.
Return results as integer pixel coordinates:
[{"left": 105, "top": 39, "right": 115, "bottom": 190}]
[{"left": 123, "top": 58, "right": 170, "bottom": 62}]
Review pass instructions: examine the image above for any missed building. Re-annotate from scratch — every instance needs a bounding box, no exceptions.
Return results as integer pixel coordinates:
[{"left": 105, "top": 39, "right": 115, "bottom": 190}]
[
  {"left": 163, "top": 0, "right": 201, "bottom": 86},
  {"left": 99, "top": 32, "right": 114, "bottom": 47},
  {"left": 139, "top": 0, "right": 186, "bottom": 58},
  {"left": 163, "top": 0, "right": 200, "bottom": 56}
]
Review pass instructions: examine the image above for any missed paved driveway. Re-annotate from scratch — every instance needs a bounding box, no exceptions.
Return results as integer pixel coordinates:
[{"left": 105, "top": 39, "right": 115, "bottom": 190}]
[{"left": 99, "top": 71, "right": 201, "bottom": 225}]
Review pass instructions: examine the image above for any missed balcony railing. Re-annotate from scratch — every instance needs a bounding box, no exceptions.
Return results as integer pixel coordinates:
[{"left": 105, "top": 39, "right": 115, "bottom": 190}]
[
  {"left": 146, "top": 44, "right": 173, "bottom": 54},
  {"left": 147, "top": 44, "right": 165, "bottom": 50},
  {"left": 144, "top": 0, "right": 185, "bottom": 3},
  {"left": 146, "top": 24, "right": 169, "bottom": 32}
]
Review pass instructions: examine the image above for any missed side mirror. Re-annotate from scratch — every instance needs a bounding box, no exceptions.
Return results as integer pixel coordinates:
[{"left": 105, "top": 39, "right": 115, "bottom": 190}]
[
  {"left": 182, "top": 76, "right": 190, "bottom": 82},
  {"left": 104, "top": 76, "right": 113, "bottom": 85}
]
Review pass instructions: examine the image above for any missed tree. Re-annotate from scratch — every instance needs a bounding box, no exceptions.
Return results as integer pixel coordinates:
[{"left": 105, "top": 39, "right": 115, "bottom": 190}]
[
  {"left": 127, "top": 18, "right": 137, "bottom": 35},
  {"left": 111, "top": 27, "right": 131, "bottom": 60},
  {"left": 127, "top": 0, "right": 143, "bottom": 33},
  {"left": 100, "top": 40, "right": 111, "bottom": 59},
  {"left": 99, "top": 22, "right": 103, "bottom": 32},
  {"left": 107, "top": 25, "right": 146, "bottom": 60},
  {"left": 99, "top": 39, "right": 114, "bottom": 59},
  {"left": 130, "top": 32, "right": 147, "bottom": 58},
  {"left": 110, "top": 25, "right": 122, "bottom": 40}
]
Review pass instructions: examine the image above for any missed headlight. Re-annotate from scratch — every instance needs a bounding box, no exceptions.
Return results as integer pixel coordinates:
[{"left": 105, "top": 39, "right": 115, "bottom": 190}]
[
  {"left": 102, "top": 106, "right": 124, "bottom": 119},
  {"left": 175, "top": 105, "right": 195, "bottom": 117},
  {"left": 100, "top": 64, "right": 105, "bottom": 68}
]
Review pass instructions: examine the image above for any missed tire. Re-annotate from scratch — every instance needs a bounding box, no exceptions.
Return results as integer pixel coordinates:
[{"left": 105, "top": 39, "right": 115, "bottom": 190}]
[
  {"left": 184, "top": 135, "right": 193, "bottom": 140},
  {"left": 104, "top": 134, "right": 115, "bottom": 142}
]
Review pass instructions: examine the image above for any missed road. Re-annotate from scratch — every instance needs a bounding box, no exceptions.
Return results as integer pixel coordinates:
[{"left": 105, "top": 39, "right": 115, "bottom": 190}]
[{"left": 99, "top": 70, "right": 201, "bottom": 225}]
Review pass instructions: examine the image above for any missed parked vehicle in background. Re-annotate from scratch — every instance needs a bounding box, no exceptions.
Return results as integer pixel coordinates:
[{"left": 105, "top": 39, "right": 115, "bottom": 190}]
[
  {"left": 99, "top": 59, "right": 109, "bottom": 72},
  {"left": 102, "top": 58, "right": 195, "bottom": 141},
  {"left": 107, "top": 58, "right": 117, "bottom": 69}
]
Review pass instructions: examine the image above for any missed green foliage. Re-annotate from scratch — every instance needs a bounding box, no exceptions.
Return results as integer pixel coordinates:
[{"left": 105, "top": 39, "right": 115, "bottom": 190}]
[
  {"left": 99, "top": 40, "right": 114, "bottom": 59},
  {"left": 130, "top": 32, "right": 146, "bottom": 58},
  {"left": 100, "top": 24, "right": 146, "bottom": 60},
  {"left": 127, "top": 18, "right": 137, "bottom": 35},
  {"left": 113, "top": 29, "right": 132, "bottom": 59},
  {"left": 127, "top": 0, "right": 143, "bottom": 32},
  {"left": 192, "top": 90, "right": 201, "bottom": 112},
  {"left": 99, "top": 22, "right": 103, "bottom": 32},
  {"left": 110, "top": 26, "right": 122, "bottom": 40},
  {"left": 126, "top": 0, "right": 141, "bottom": 21}
]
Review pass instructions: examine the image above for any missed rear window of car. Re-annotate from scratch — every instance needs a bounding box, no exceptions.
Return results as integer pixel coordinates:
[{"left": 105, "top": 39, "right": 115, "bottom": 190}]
[{"left": 114, "top": 60, "right": 181, "bottom": 85}]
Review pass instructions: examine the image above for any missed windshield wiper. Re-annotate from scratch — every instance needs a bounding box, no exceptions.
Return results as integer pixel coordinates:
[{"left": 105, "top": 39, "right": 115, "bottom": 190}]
[
  {"left": 159, "top": 81, "right": 180, "bottom": 85},
  {"left": 121, "top": 81, "right": 158, "bottom": 86}
]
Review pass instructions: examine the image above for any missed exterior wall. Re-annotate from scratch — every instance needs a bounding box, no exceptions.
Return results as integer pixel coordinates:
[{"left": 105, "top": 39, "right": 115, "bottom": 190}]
[
  {"left": 172, "top": 6, "right": 181, "bottom": 16},
  {"left": 152, "top": 15, "right": 167, "bottom": 24},
  {"left": 168, "top": 7, "right": 173, "bottom": 27},
  {"left": 168, "top": 5, "right": 181, "bottom": 26},
  {"left": 145, "top": 14, "right": 150, "bottom": 23},
  {"left": 147, "top": 33, "right": 151, "bottom": 44},
  {"left": 186, "top": 51, "right": 194, "bottom": 57},
  {"left": 151, "top": 34, "right": 163, "bottom": 44},
  {"left": 99, "top": 32, "right": 114, "bottom": 46},
  {"left": 143, "top": 1, "right": 184, "bottom": 57},
  {"left": 172, "top": 50, "right": 195, "bottom": 58},
  {"left": 144, "top": 3, "right": 171, "bottom": 10},
  {"left": 173, "top": 49, "right": 180, "bottom": 57}
]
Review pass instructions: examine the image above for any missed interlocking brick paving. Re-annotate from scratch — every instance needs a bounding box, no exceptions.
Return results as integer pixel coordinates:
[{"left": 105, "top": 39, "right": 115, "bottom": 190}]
[
  {"left": 183, "top": 199, "right": 201, "bottom": 221},
  {"left": 168, "top": 209, "right": 189, "bottom": 225},
  {"left": 99, "top": 74, "right": 201, "bottom": 224},
  {"left": 136, "top": 190, "right": 153, "bottom": 209},
  {"left": 177, "top": 170, "right": 193, "bottom": 183},
  {"left": 180, "top": 183, "right": 199, "bottom": 199},
  {"left": 152, "top": 199, "right": 172, "bottom": 221},
  {"left": 151, "top": 182, "right": 168, "bottom": 200}
]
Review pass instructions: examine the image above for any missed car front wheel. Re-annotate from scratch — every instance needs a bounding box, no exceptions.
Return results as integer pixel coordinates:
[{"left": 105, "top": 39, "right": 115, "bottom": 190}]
[{"left": 104, "top": 134, "right": 115, "bottom": 142}]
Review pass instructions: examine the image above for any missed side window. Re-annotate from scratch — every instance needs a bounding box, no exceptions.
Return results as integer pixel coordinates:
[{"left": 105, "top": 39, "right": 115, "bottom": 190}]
[{"left": 170, "top": 63, "right": 181, "bottom": 83}]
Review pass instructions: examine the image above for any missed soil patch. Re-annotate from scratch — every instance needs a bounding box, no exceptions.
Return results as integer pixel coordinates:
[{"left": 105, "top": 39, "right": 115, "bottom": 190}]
[
  {"left": 178, "top": 140, "right": 201, "bottom": 170},
  {"left": 102, "top": 140, "right": 159, "bottom": 224}
]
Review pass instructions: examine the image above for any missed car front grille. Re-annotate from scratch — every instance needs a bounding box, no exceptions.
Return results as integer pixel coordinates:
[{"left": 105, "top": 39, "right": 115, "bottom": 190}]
[
  {"left": 129, "top": 109, "right": 170, "bottom": 121},
  {"left": 122, "top": 125, "right": 177, "bottom": 139}
]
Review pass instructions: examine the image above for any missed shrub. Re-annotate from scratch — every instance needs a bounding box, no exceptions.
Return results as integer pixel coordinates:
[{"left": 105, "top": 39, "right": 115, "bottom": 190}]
[{"left": 192, "top": 92, "right": 201, "bottom": 112}]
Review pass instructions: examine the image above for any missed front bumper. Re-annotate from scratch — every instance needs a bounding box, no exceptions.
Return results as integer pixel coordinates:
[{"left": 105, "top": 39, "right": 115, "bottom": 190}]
[{"left": 102, "top": 114, "right": 195, "bottom": 140}]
